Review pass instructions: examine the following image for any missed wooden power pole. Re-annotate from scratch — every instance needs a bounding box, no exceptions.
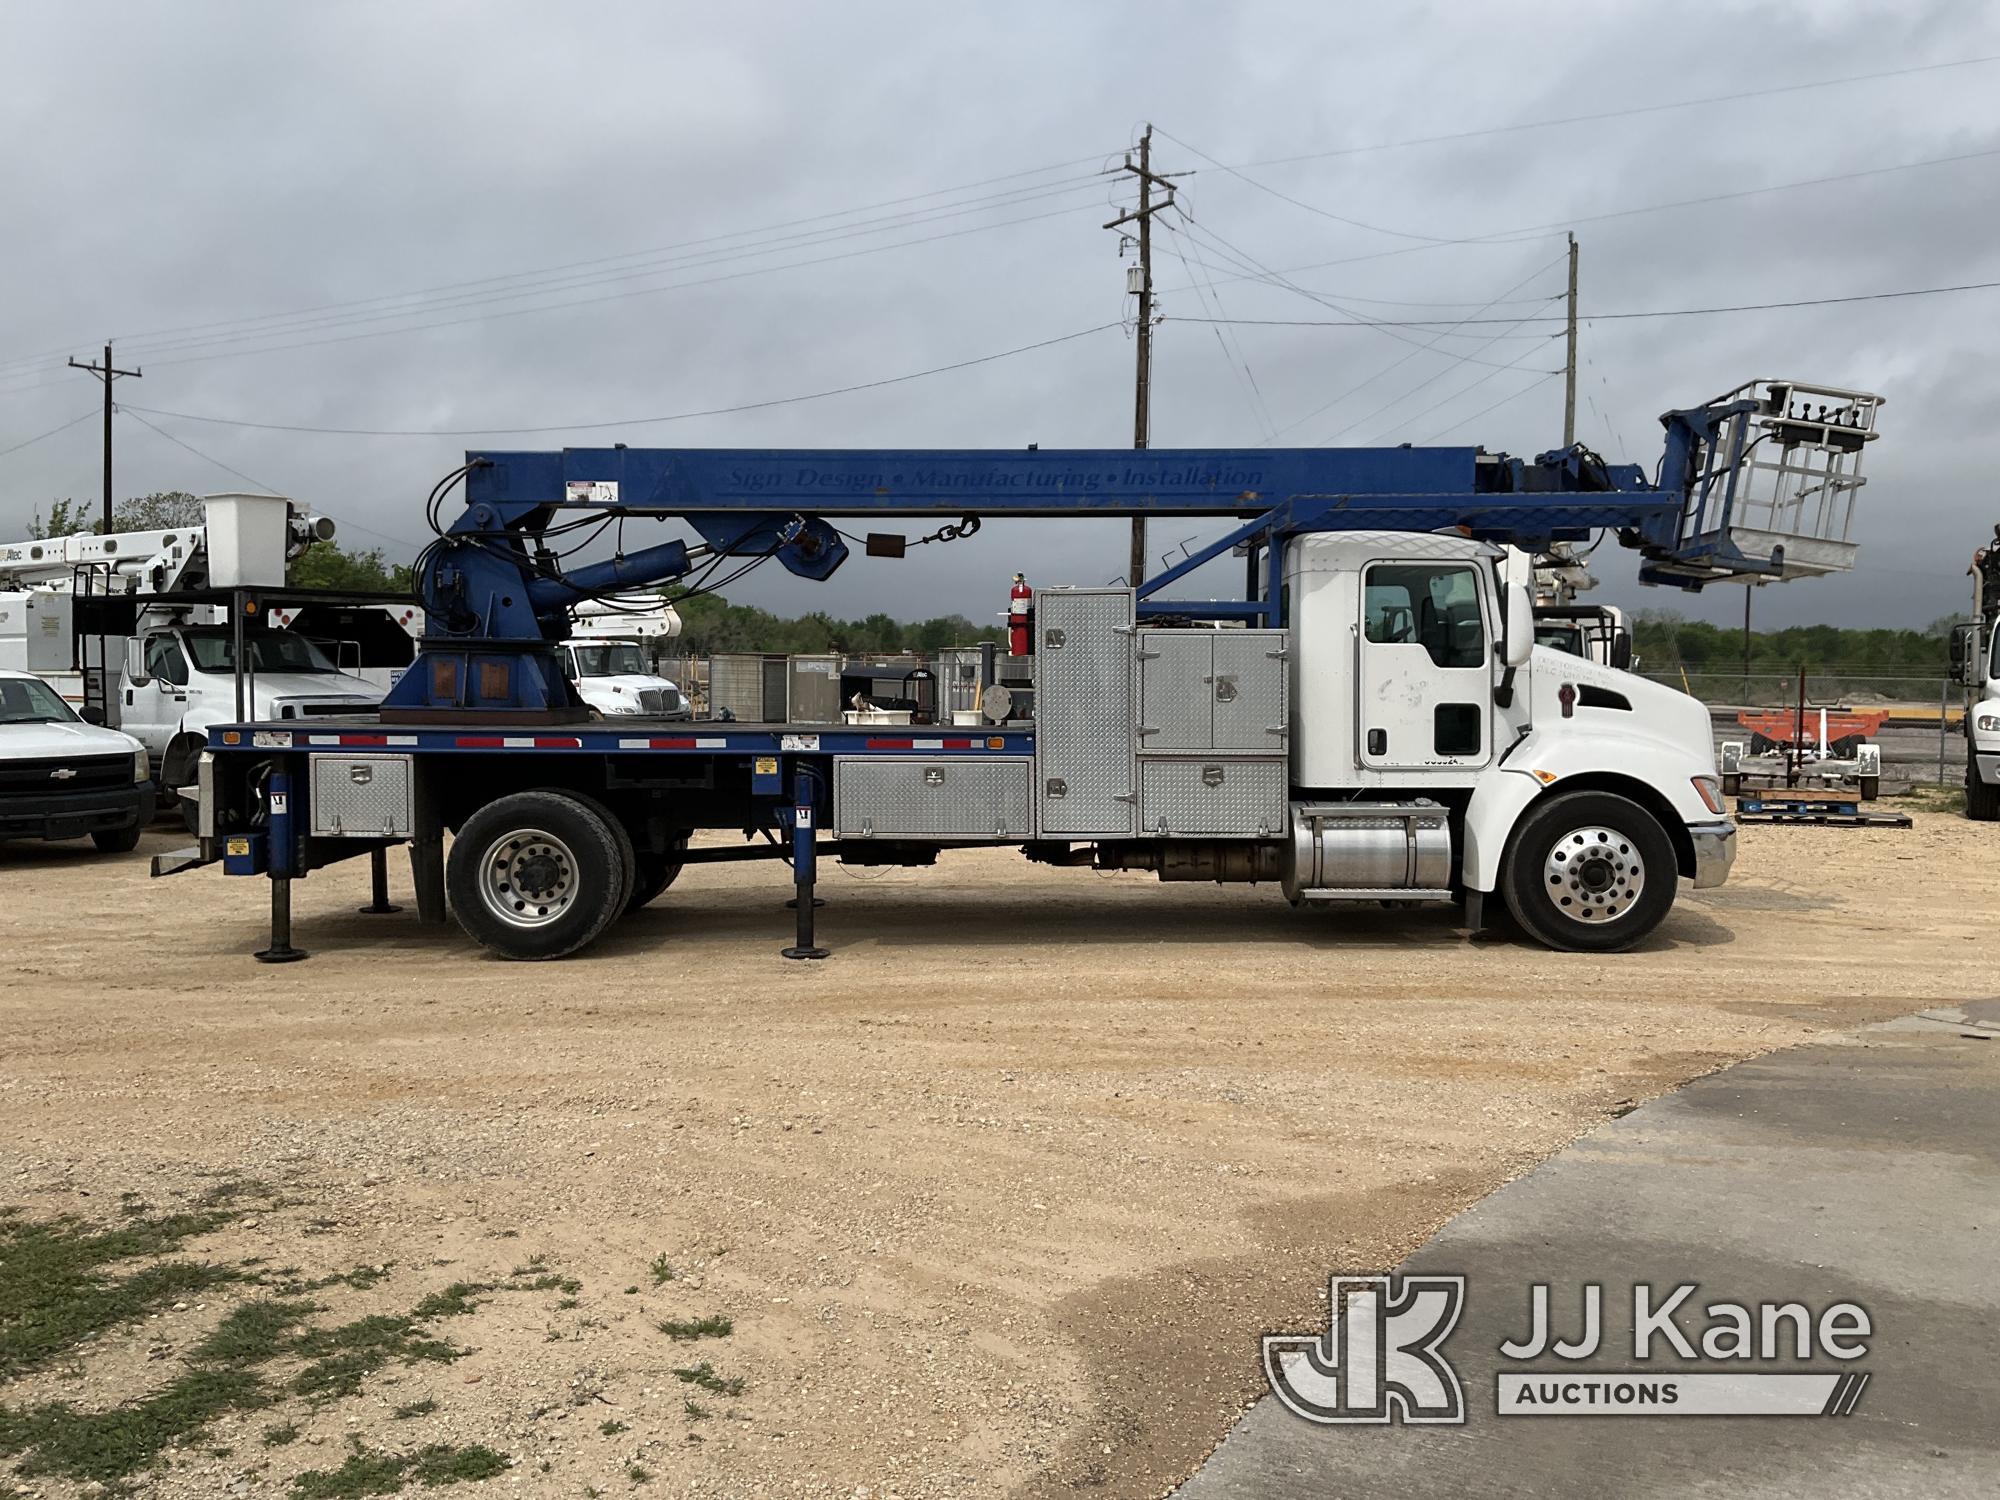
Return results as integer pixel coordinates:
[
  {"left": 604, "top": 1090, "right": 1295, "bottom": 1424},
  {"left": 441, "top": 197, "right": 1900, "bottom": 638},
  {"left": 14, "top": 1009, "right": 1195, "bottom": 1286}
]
[
  {"left": 1561, "top": 233, "right": 1579, "bottom": 448},
  {"left": 68, "top": 342, "right": 142, "bottom": 533},
  {"left": 1105, "top": 126, "right": 1176, "bottom": 586}
]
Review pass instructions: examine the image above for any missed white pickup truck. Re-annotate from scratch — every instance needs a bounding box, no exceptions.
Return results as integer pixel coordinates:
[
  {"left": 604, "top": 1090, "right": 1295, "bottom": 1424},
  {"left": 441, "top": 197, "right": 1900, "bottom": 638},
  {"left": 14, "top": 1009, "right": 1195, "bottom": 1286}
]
[{"left": 0, "top": 668, "right": 153, "bottom": 852}]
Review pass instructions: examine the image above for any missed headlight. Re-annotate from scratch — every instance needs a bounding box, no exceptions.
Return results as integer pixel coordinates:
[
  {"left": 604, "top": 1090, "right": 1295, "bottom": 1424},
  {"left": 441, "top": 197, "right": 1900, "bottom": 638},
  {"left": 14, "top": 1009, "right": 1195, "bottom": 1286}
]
[
  {"left": 133, "top": 749, "right": 150, "bottom": 784},
  {"left": 1691, "top": 775, "right": 1726, "bottom": 814},
  {"left": 1978, "top": 713, "right": 2000, "bottom": 733}
]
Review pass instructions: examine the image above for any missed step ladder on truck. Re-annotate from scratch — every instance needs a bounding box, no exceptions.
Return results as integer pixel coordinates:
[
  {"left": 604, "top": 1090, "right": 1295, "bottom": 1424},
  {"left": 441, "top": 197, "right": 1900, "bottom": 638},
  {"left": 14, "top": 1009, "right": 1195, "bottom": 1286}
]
[{"left": 163, "top": 376, "right": 1884, "bottom": 963}]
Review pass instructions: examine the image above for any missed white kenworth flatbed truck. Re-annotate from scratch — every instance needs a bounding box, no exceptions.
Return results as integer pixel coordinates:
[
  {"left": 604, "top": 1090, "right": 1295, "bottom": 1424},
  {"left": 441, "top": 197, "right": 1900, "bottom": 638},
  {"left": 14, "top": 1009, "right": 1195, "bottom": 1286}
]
[{"left": 175, "top": 391, "right": 1881, "bottom": 963}]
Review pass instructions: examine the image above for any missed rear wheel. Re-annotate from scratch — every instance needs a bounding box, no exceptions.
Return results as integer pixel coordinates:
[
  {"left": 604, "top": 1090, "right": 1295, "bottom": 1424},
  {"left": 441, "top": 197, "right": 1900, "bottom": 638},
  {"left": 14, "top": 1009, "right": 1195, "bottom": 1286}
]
[
  {"left": 1857, "top": 775, "right": 1880, "bottom": 802},
  {"left": 446, "top": 791, "right": 628, "bottom": 959},
  {"left": 627, "top": 831, "right": 691, "bottom": 913},
  {"left": 91, "top": 824, "right": 142, "bottom": 853},
  {"left": 1502, "top": 790, "right": 1679, "bottom": 954},
  {"left": 1968, "top": 760, "right": 2000, "bottom": 822}
]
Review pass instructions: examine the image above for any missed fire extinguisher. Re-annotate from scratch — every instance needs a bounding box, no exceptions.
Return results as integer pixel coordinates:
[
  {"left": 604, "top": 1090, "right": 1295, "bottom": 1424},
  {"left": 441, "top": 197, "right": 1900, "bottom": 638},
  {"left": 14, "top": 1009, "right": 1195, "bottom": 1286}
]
[{"left": 1008, "top": 573, "right": 1033, "bottom": 657}]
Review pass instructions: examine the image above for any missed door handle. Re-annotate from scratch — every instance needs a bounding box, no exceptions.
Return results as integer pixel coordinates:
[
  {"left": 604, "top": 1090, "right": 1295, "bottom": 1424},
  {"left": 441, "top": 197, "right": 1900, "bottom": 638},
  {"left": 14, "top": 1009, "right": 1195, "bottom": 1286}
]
[{"left": 1367, "top": 728, "right": 1387, "bottom": 756}]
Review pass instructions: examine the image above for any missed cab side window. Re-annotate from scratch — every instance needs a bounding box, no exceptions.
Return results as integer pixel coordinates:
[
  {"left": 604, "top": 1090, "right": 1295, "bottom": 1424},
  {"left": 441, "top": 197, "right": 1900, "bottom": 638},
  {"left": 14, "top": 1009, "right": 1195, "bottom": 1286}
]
[
  {"left": 146, "top": 637, "right": 189, "bottom": 686},
  {"left": 1363, "top": 565, "right": 1486, "bottom": 669}
]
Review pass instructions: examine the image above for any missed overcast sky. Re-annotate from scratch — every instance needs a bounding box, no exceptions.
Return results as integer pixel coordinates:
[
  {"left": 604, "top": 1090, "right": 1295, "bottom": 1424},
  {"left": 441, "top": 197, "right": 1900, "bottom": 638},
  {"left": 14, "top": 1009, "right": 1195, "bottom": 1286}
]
[{"left": 2, "top": 1, "right": 1996, "bottom": 632}]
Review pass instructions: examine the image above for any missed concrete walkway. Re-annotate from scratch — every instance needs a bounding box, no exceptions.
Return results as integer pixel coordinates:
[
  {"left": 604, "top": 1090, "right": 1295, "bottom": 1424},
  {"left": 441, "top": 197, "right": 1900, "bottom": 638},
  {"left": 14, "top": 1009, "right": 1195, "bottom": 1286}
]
[{"left": 1178, "top": 1004, "right": 2000, "bottom": 1499}]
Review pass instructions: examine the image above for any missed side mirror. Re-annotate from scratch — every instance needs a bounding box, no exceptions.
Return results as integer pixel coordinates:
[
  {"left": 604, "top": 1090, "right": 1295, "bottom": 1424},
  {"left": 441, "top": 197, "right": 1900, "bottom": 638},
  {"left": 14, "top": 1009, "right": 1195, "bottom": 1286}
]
[
  {"left": 123, "top": 638, "right": 150, "bottom": 685},
  {"left": 79, "top": 705, "right": 106, "bottom": 725},
  {"left": 1609, "top": 629, "right": 1634, "bottom": 670},
  {"left": 1502, "top": 584, "right": 1535, "bottom": 668},
  {"left": 1949, "top": 623, "right": 1973, "bottom": 684}
]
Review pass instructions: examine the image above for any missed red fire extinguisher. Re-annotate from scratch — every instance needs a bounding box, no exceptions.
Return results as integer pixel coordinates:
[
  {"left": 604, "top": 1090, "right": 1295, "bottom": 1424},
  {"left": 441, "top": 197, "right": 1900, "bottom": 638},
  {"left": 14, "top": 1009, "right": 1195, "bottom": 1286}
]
[{"left": 1008, "top": 573, "right": 1033, "bottom": 657}]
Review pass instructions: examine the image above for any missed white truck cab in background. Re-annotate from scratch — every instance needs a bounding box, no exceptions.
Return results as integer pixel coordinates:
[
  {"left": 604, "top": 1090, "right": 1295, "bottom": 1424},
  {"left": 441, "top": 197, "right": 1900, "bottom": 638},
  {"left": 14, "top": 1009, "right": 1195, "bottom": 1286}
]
[
  {"left": 0, "top": 493, "right": 381, "bottom": 821},
  {"left": 562, "top": 596, "right": 689, "bottom": 718},
  {"left": 1956, "top": 568, "right": 2000, "bottom": 821}
]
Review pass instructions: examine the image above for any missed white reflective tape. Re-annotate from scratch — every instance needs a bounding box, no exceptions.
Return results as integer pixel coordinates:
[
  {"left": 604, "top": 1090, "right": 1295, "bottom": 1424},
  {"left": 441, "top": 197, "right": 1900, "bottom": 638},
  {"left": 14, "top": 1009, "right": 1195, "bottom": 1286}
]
[
  {"left": 309, "top": 734, "right": 340, "bottom": 745},
  {"left": 502, "top": 737, "right": 534, "bottom": 748},
  {"left": 914, "top": 738, "right": 943, "bottom": 749},
  {"left": 617, "top": 738, "right": 649, "bottom": 749},
  {"left": 696, "top": 737, "right": 728, "bottom": 748},
  {"left": 387, "top": 735, "right": 418, "bottom": 747}
]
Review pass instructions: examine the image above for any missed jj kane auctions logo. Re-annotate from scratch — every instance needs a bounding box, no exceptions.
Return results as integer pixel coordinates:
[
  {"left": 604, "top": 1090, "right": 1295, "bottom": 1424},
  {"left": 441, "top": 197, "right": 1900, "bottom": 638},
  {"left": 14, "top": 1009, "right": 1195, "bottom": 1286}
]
[{"left": 1264, "top": 1276, "right": 1872, "bottom": 1423}]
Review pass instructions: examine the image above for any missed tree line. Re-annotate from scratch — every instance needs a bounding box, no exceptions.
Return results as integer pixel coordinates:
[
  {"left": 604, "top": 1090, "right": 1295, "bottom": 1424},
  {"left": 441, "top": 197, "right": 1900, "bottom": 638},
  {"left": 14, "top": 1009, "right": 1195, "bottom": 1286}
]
[{"left": 1632, "top": 610, "right": 1955, "bottom": 675}]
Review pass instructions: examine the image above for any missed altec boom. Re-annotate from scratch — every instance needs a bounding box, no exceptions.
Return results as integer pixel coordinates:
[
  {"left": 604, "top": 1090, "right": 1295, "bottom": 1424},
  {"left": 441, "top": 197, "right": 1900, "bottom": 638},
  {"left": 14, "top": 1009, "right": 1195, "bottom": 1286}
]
[{"left": 179, "top": 378, "right": 1880, "bottom": 963}]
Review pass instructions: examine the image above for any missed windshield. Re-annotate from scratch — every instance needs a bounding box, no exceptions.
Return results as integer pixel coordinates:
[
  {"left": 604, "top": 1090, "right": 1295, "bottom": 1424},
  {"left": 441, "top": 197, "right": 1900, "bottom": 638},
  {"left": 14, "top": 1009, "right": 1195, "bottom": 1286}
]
[
  {"left": 0, "top": 677, "right": 81, "bottom": 725},
  {"left": 1535, "top": 624, "right": 1586, "bottom": 657},
  {"left": 572, "top": 643, "right": 647, "bottom": 677},
  {"left": 184, "top": 630, "right": 340, "bottom": 674}
]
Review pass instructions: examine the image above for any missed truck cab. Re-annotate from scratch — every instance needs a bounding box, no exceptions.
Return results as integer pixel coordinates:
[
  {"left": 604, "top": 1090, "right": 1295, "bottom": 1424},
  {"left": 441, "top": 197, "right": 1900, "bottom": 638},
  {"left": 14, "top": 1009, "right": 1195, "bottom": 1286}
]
[
  {"left": 561, "top": 637, "right": 690, "bottom": 718},
  {"left": 120, "top": 619, "right": 379, "bottom": 820},
  {"left": 1277, "top": 533, "right": 1731, "bottom": 949},
  {"left": 1955, "top": 593, "right": 2000, "bottom": 821}
]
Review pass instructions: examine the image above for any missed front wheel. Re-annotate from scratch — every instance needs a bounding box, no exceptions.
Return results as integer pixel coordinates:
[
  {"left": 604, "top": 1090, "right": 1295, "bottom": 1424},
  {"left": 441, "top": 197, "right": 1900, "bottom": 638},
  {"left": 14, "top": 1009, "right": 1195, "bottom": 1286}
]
[
  {"left": 446, "top": 791, "right": 629, "bottom": 959},
  {"left": 1501, "top": 790, "right": 1679, "bottom": 953},
  {"left": 91, "top": 824, "right": 142, "bottom": 853},
  {"left": 1968, "top": 760, "right": 2000, "bottom": 822}
]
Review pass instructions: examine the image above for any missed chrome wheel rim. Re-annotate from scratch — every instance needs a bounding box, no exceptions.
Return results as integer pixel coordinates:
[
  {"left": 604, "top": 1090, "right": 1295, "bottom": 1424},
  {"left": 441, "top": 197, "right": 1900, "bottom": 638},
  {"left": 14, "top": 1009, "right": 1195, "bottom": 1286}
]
[
  {"left": 477, "top": 827, "right": 579, "bottom": 929},
  {"left": 1543, "top": 825, "right": 1644, "bottom": 924}
]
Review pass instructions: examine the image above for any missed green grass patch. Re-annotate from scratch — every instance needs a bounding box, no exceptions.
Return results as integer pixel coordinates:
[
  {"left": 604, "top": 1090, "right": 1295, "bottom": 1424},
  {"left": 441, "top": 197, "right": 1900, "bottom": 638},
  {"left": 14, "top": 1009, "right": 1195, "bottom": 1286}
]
[
  {"left": 292, "top": 1442, "right": 509, "bottom": 1498},
  {"left": 264, "top": 1421, "right": 302, "bottom": 1447},
  {"left": 409, "top": 1282, "right": 492, "bottom": 1320},
  {"left": 0, "top": 1208, "right": 243, "bottom": 1380},
  {"left": 291, "top": 1314, "right": 462, "bottom": 1401},
  {"left": 670, "top": 1361, "right": 743, "bottom": 1397},
  {"left": 646, "top": 1255, "right": 675, "bottom": 1285},
  {"left": 191, "top": 1298, "right": 320, "bottom": 1364},
  {"left": 682, "top": 1399, "right": 709, "bottom": 1421},
  {"left": 0, "top": 1367, "right": 268, "bottom": 1486},
  {"left": 598, "top": 1419, "right": 627, "bottom": 1436},
  {"left": 657, "top": 1315, "right": 731, "bottom": 1342},
  {"left": 392, "top": 1398, "right": 439, "bottom": 1420}
]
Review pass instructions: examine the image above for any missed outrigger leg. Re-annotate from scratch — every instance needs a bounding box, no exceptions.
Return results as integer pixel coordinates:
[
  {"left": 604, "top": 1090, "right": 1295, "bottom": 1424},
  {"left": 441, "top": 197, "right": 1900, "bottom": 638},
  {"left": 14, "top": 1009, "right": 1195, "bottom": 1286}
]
[{"left": 781, "top": 765, "right": 829, "bottom": 961}]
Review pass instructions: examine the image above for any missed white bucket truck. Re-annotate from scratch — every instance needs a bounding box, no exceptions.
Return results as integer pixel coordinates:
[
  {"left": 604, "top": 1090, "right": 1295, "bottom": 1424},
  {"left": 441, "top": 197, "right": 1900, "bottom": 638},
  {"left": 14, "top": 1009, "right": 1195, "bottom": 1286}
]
[
  {"left": 561, "top": 595, "right": 689, "bottom": 718},
  {"left": 0, "top": 493, "right": 380, "bottom": 821}
]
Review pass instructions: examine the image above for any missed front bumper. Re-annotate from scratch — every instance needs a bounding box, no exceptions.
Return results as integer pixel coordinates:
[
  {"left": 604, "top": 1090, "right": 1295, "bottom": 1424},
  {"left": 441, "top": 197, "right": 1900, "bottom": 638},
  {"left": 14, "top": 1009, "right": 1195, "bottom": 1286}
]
[
  {"left": 0, "top": 784, "right": 155, "bottom": 841},
  {"left": 1687, "top": 818, "right": 1737, "bottom": 889},
  {"left": 1975, "top": 751, "right": 2000, "bottom": 787}
]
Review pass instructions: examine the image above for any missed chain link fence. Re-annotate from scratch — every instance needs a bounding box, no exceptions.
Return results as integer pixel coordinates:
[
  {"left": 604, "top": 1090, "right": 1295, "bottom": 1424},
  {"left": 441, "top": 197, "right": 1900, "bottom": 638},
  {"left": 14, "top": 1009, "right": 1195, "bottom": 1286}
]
[{"left": 1638, "top": 670, "right": 1967, "bottom": 790}]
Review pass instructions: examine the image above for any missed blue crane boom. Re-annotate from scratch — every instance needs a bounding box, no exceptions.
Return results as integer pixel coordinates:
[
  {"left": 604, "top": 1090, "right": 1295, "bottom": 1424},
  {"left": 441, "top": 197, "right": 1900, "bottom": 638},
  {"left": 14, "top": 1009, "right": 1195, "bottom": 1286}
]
[{"left": 383, "top": 379, "right": 1881, "bottom": 719}]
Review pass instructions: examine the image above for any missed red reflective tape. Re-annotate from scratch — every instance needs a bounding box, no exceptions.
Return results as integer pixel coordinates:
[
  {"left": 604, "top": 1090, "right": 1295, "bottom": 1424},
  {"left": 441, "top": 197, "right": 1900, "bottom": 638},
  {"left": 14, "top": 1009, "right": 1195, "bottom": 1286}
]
[
  {"left": 455, "top": 736, "right": 504, "bottom": 748},
  {"left": 865, "top": 738, "right": 914, "bottom": 749},
  {"left": 341, "top": 734, "right": 388, "bottom": 746},
  {"left": 943, "top": 738, "right": 972, "bottom": 749},
  {"left": 534, "top": 737, "right": 583, "bottom": 749},
  {"left": 651, "top": 737, "right": 698, "bottom": 749}
]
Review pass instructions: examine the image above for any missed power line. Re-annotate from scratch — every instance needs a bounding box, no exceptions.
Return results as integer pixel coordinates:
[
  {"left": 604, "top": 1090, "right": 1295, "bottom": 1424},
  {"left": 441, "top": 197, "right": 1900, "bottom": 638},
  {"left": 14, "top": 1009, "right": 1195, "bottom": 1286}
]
[
  {"left": 1416, "top": 369, "right": 1566, "bottom": 444},
  {"left": 0, "top": 407, "right": 97, "bottom": 460},
  {"left": 1156, "top": 144, "right": 2000, "bottom": 299},
  {"left": 1227, "top": 54, "right": 2000, "bottom": 170},
  {"left": 119, "top": 321, "right": 1124, "bottom": 437},
  {"left": 0, "top": 153, "right": 1116, "bottom": 377},
  {"left": 1328, "top": 297, "right": 1566, "bottom": 446},
  {"left": 1165, "top": 276, "right": 2000, "bottom": 325},
  {"left": 112, "top": 176, "right": 1112, "bottom": 364}
]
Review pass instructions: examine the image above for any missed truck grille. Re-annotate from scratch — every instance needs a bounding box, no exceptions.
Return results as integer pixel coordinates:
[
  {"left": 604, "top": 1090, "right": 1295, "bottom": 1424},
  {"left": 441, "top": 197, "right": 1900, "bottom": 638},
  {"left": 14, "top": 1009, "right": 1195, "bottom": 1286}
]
[
  {"left": 0, "top": 754, "right": 130, "bottom": 799},
  {"left": 637, "top": 688, "right": 669, "bottom": 713}
]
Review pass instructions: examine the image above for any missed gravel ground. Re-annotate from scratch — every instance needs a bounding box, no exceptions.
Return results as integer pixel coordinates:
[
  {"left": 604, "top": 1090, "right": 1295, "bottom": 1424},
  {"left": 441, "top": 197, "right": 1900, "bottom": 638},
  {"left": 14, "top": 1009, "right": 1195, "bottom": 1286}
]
[{"left": 1, "top": 807, "right": 1993, "bottom": 1499}]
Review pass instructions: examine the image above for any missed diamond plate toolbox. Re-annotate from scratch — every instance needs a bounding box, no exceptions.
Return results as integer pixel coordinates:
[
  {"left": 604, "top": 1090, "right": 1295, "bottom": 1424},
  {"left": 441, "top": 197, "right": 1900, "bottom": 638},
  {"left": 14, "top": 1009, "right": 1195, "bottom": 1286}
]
[
  {"left": 308, "top": 754, "right": 415, "bottom": 837},
  {"left": 1034, "top": 588, "right": 1136, "bottom": 836},
  {"left": 1137, "top": 756, "right": 1287, "bottom": 837},
  {"left": 833, "top": 756, "right": 1034, "bottom": 838},
  {"left": 1136, "top": 629, "right": 1288, "bottom": 755}
]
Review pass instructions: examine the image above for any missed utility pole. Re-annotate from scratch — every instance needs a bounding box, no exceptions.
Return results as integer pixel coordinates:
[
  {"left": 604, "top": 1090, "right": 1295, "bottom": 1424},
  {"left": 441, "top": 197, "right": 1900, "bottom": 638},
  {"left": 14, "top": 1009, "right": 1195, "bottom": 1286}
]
[
  {"left": 1561, "top": 233, "right": 1579, "bottom": 448},
  {"left": 68, "top": 342, "right": 142, "bottom": 533},
  {"left": 1105, "top": 126, "right": 1176, "bottom": 586}
]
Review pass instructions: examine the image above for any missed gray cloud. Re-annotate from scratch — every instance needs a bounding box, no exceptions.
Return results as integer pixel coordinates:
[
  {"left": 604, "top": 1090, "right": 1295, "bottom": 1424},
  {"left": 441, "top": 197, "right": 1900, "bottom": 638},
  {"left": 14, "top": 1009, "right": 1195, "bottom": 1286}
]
[{"left": 2, "top": 0, "right": 1995, "bottom": 631}]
